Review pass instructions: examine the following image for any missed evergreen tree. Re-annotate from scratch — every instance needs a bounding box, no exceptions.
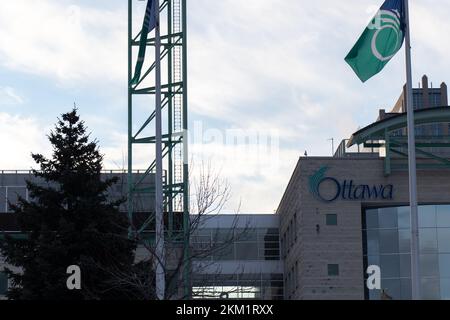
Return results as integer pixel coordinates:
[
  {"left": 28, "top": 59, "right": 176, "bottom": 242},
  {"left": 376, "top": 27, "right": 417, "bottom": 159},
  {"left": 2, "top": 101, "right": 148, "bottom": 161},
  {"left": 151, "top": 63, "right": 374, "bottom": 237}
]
[{"left": 0, "top": 109, "right": 136, "bottom": 300}]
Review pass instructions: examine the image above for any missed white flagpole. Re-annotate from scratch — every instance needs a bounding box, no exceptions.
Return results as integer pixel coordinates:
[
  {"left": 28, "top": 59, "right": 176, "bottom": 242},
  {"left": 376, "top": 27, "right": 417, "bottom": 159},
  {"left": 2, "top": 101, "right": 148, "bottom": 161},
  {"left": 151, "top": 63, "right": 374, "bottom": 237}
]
[
  {"left": 403, "top": 0, "right": 420, "bottom": 300},
  {"left": 154, "top": 0, "right": 165, "bottom": 300}
]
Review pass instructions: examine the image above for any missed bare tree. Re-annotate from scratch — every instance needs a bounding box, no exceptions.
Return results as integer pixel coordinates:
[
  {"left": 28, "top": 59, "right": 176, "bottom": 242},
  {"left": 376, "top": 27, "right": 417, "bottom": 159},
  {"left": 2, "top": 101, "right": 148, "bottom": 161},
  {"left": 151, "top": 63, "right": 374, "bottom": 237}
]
[{"left": 103, "top": 160, "right": 249, "bottom": 300}]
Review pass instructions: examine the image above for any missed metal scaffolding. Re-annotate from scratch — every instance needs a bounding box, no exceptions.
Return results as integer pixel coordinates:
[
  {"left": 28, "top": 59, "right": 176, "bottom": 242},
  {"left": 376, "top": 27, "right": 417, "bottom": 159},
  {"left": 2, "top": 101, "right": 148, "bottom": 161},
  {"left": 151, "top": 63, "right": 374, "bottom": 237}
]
[{"left": 127, "top": 0, "right": 189, "bottom": 298}]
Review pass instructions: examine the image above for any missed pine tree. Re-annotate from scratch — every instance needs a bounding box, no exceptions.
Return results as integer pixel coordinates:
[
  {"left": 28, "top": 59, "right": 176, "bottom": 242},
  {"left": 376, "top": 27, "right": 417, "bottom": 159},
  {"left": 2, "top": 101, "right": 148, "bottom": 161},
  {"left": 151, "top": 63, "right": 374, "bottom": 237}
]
[{"left": 0, "top": 108, "right": 136, "bottom": 300}]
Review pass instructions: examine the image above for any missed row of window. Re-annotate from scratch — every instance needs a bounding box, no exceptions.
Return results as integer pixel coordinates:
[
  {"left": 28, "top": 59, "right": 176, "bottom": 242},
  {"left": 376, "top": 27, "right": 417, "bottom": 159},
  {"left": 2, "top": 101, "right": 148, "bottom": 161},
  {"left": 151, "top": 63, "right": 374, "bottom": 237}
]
[
  {"left": 0, "top": 184, "right": 146, "bottom": 213},
  {"left": 191, "top": 228, "right": 280, "bottom": 261},
  {"left": 366, "top": 228, "right": 450, "bottom": 255},
  {"left": 192, "top": 274, "right": 284, "bottom": 300},
  {"left": 413, "top": 92, "right": 443, "bottom": 109},
  {"left": 364, "top": 205, "right": 450, "bottom": 300}
]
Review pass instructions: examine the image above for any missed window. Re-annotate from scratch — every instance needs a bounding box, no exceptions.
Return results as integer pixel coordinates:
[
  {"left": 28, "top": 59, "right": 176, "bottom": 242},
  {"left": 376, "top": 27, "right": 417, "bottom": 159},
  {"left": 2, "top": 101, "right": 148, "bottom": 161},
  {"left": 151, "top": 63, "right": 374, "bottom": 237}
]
[
  {"left": 235, "top": 243, "right": 258, "bottom": 260},
  {"left": 0, "top": 272, "right": 7, "bottom": 296},
  {"left": 363, "top": 205, "right": 450, "bottom": 300},
  {"left": 413, "top": 93, "right": 424, "bottom": 109},
  {"left": 326, "top": 214, "right": 338, "bottom": 226},
  {"left": 327, "top": 264, "right": 339, "bottom": 277}
]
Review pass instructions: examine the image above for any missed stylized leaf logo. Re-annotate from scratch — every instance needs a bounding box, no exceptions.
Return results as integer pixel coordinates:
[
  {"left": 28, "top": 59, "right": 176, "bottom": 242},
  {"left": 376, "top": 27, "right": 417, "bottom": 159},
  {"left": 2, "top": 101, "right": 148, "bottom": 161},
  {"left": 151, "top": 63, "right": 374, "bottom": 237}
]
[{"left": 309, "top": 166, "right": 329, "bottom": 199}]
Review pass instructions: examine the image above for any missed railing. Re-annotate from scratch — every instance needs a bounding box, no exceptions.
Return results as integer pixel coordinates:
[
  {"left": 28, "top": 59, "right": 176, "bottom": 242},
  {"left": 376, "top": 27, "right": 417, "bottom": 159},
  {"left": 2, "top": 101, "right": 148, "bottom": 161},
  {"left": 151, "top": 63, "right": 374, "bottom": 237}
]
[{"left": 334, "top": 139, "right": 382, "bottom": 158}]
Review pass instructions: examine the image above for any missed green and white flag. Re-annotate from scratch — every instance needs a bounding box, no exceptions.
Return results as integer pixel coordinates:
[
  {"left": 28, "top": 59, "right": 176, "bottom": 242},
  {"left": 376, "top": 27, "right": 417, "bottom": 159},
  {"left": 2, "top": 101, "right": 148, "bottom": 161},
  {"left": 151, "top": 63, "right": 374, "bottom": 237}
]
[
  {"left": 345, "top": 0, "right": 405, "bottom": 82},
  {"left": 131, "top": 0, "right": 159, "bottom": 86}
]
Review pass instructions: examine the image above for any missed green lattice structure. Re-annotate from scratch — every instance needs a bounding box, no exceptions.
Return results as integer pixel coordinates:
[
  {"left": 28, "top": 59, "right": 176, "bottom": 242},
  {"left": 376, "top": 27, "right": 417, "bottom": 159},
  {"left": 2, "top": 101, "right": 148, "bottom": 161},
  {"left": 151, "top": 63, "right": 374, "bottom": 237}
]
[{"left": 127, "top": 0, "right": 189, "bottom": 297}]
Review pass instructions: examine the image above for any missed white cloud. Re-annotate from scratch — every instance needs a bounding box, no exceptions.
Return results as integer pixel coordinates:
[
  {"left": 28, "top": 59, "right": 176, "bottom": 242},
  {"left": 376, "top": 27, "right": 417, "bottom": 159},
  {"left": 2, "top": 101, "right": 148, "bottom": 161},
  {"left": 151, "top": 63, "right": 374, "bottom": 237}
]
[
  {"left": 0, "top": 1, "right": 126, "bottom": 86},
  {"left": 0, "top": 113, "right": 50, "bottom": 170},
  {"left": 0, "top": 86, "right": 23, "bottom": 105}
]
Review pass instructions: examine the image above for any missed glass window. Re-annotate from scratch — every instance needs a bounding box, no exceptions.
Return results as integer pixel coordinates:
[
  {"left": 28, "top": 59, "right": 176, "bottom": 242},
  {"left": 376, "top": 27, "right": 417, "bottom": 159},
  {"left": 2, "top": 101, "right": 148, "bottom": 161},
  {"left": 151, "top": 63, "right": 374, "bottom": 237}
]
[
  {"left": 0, "top": 272, "right": 7, "bottom": 295},
  {"left": 378, "top": 208, "right": 398, "bottom": 229},
  {"left": 328, "top": 264, "right": 339, "bottom": 277},
  {"left": 213, "top": 243, "right": 235, "bottom": 261},
  {"left": 400, "top": 278, "right": 412, "bottom": 300},
  {"left": 213, "top": 229, "right": 235, "bottom": 243},
  {"left": 437, "top": 205, "right": 450, "bottom": 228},
  {"left": 367, "top": 256, "right": 380, "bottom": 269},
  {"left": 6, "top": 187, "right": 27, "bottom": 212},
  {"left": 397, "top": 207, "right": 410, "bottom": 229},
  {"left": 192, "top": 230, "right": 212, "bottom": 243},
  {"left": 379, "top": 230, "right": 399, "bottom": 254},
  {"left": 364, "top": 204, "right": 450, "bottom": 300},
  {"left": 421, "top": 278, "right": 440, "bottom": 300},
  {"left": 262, "top": 249, "right": 280, "bottom": 260},
  {"left": 419, "top": 206, "right": 436, "bottom": 228},
  {"left": 399, "top": 254, "right": 411, "bottom": 278},
  {"left": 234, "top": 229, "right": 257, "bottom": 242},
  {"left": 0, "top": 187, "right": 6, "bottom": 213},
  {"left": 365, "top": 209, "right": 379, "bottom": 229},
  {"left": 326, "top": 214, "right": 338, "bottom": 226},
  {"left": 420, "top": 254, "right": 439, "bottom": 278},
  {"left": 380, "top": 255, "right": 400, "bottom": 278},
  {"left": 439, "top": 254, "right": 450, "bottom": 278},
  {"left": 398, "top": 229, "right": 411, "bottom": 254},
  {"left": 381, "top": 279, "right": 401, "bottom": 300},
  {"left": 262, "top": 242, "right": 279, "bottom": 249},
  {"left": 266, "top": 228, "right": 279, "bottom": 235},
  {"left": 440, "top": 279, "right": 450, "bottom": 300},
  {"left": 259, "top": 234, "right": 279, "bottom": 242},
  {"left": 366, "top": 230, "right": 379, "bottom": 255},
  {"left": 419, "top": 228, "right": 438, "bottom": 253},
  {"left": 368, "top": 288, "right": 381, "bottom": 300},
  {"left": 235, "top": 243, "right": 258, "bottom": 260},
  {"left": 438, "top": 229, "right": 450, "bottom": 253}
]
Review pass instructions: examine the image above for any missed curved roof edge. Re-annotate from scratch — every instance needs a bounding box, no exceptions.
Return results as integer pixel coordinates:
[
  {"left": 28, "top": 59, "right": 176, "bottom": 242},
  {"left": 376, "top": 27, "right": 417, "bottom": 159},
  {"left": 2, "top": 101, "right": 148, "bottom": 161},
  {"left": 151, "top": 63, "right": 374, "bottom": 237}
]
[{"left": 348, "top": 106, "right": 450, "bottom": 147}]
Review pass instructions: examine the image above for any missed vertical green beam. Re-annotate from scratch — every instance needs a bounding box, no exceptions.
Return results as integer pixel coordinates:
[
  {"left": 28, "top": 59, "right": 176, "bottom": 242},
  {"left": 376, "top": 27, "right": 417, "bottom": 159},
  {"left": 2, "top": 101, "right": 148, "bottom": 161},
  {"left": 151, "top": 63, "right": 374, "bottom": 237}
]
[
  {"left": 182, "top": 0, "right": 190, "bottom": 299},
  {"left": 127, "top": 0, "right": 134, "bottom": 237},
  {"left": 167, "top": 0, "right": 174, "bottom": 240}
]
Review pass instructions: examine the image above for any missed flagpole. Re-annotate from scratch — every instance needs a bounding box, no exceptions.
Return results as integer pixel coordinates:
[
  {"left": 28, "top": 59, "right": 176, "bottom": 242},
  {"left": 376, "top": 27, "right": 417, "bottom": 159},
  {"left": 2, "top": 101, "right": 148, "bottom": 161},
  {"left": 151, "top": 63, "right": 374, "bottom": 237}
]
[
  {"left": 403, "top": 0, "right": 420, "bottom": 300},
  {"left": 154, "top": 0, "right": 165, "bottom": 300}
]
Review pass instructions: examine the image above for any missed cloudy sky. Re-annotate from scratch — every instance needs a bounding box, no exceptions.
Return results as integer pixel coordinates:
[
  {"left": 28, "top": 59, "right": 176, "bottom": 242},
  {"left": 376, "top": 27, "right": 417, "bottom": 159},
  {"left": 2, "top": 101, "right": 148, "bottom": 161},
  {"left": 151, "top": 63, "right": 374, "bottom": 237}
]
[{"left": 0, "top": 0, "right": 449, "bottom": 214}]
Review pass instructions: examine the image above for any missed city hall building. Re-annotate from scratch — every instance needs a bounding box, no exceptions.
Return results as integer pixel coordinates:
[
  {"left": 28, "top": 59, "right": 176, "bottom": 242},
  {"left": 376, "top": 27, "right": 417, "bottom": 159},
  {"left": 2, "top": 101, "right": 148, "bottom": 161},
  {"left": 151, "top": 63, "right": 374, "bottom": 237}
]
[
  {"left": 2, "top": 75, "right": 450, "bottom": 300},
  {"left": 278, "top": 75, "right": 450, "bottom": 300}
]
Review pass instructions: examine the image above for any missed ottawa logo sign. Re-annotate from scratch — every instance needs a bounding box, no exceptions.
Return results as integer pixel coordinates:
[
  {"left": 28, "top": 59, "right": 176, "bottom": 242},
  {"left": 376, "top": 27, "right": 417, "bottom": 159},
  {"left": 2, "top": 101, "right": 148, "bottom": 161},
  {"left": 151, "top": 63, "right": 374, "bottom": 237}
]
[{"left": 309, "top": 167, "right": 394, "bottom": 203}]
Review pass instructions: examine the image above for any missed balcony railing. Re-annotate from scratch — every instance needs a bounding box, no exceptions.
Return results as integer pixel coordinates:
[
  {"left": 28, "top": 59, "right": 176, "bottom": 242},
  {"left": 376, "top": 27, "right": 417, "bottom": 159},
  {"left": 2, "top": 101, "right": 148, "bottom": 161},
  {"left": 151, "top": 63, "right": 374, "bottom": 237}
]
[{"left": 334, "top": 139, "right": 382, "bottom": 158}]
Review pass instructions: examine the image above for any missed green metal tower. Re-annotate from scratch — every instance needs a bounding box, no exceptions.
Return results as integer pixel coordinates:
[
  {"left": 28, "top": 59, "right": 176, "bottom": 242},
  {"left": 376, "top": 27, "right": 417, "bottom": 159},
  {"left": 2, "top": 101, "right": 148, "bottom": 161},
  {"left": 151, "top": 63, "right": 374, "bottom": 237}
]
[{"left": 127, "top": 0, "right": 190, "bottom": 298}]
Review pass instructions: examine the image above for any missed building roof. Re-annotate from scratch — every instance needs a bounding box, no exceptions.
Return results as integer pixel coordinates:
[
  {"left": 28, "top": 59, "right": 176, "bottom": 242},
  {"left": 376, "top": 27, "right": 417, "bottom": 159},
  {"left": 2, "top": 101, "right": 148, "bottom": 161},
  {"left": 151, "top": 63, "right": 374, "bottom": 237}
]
[{"left": 347, "top": 107, "right": 450, "bottom": 147}]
